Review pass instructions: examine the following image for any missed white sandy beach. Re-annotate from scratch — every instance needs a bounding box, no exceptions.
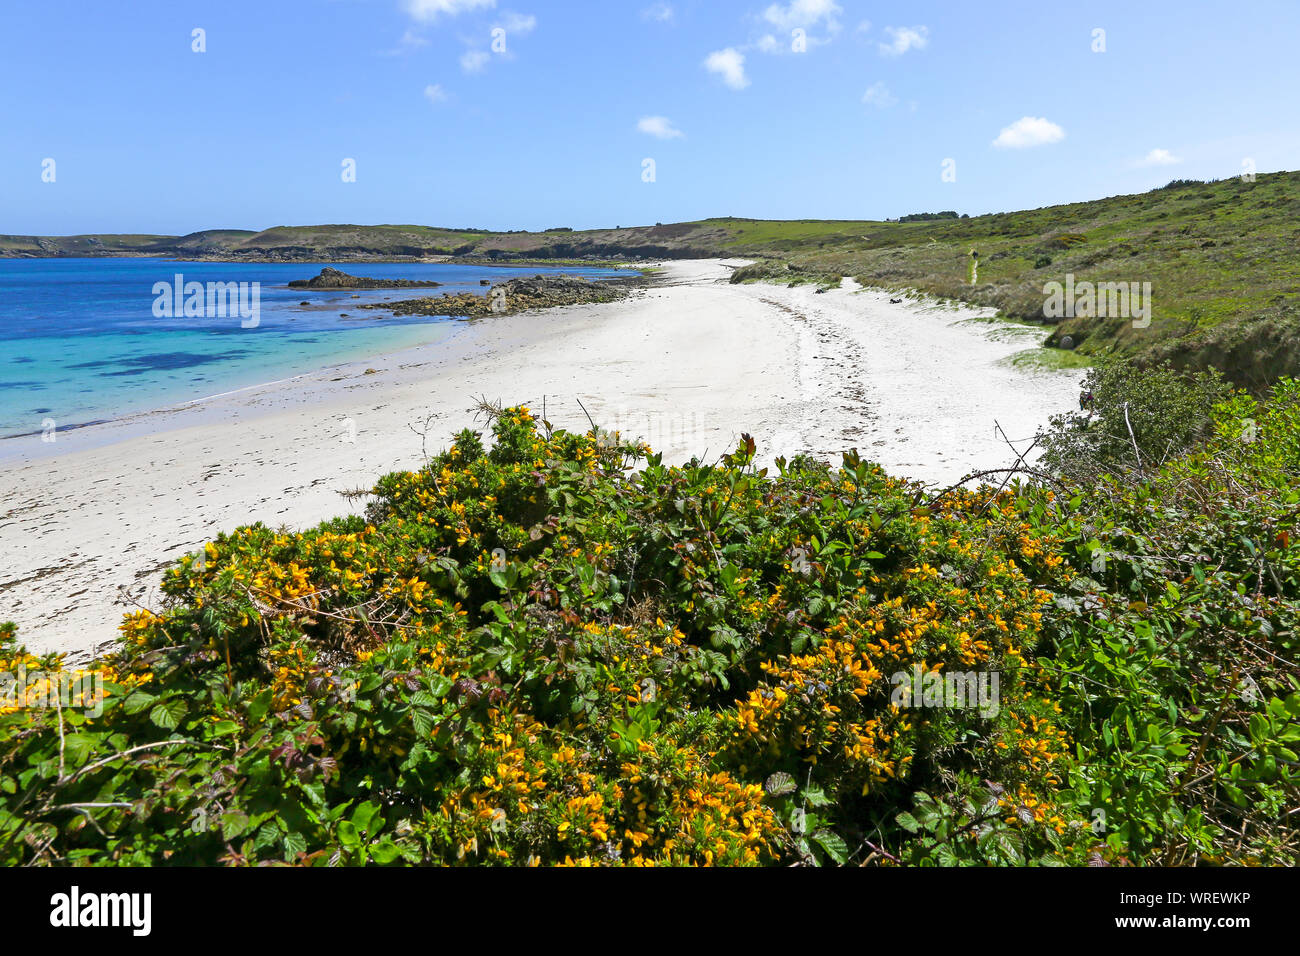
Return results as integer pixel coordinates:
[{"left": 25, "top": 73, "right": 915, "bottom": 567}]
[{"left": 0, "top": 259, "right": 1082, "bottom": 659}]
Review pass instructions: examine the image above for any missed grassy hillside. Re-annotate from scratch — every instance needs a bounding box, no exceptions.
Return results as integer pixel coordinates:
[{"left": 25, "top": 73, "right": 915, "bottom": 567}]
[
  {"left": 0, "top": 233, "right": 177, "bottom": 256},
  {"left": 201, "top": 224, "right": 489, "bottom": 259},
  {"left": 727, "top": 172, "right": 1300, "bottom": 388}
]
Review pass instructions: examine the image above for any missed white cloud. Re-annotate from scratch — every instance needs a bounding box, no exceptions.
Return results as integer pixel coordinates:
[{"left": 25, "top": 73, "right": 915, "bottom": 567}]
[
  {"left": 423, "top": 83, "right": 449, "bottom": 104},
  {"left": 879, "top": 25, "right": 928, "bottom": 56},
  {"left": 460, "top": 49, "right": 490, "bottom": 72},
  {"left": 856, "top": 19, "right": 871, "bottom": 33},
  {"left": 403, "top": 0, "right": 495, "bottom": 21},
  {"left": 399, "top": 28, "right": 429, "bottom": 49},
  {"left": 384, "top": 28, "right": 429, "bottom": 55},
  {"left": 862, "top": 82, "right": 897, "bottom": 109},
  {"left": 757, "top": 34, "right": 779, "bottom": 53},
  {"left": 704, "top": 47, "right": 749, "bottom": 89},
  {"left": 638, "top": 115, "right": 684, "bottom": 139},
  {"left": 761, "top": 0, "right": 842, "bottom": 31},
  {"left": 641, "top": 2, "right": 674, "bottom": 22},
  {"left": 495, "top": 11, "right": 536, "bottom": 34},
  {"left": 1137, "top": 148, "right": 1182, "bottom": 167},
  {"left": 992, "top": 116, "right": 1065, "bottom": 149}
]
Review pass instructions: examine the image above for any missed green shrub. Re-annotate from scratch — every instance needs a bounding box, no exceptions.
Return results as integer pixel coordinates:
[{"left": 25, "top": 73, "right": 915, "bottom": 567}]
[
  {"left": 1035, "top": 379, "right": 1300, "bottom": 863},
  {"left": 1038, "top": 359, "right": 1233, "bottom": 482}
]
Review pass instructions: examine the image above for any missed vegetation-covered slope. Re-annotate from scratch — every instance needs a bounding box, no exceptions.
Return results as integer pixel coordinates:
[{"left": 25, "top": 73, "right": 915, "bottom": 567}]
[
  {"left": 0, "top": 233, "right": 180, "bottom": 257},
  {"left": 3, "top": 383, "right": 1298, "bottom": 866},
  {"left": 730, "top": 172, "right": 1300, "bottom": 388}
]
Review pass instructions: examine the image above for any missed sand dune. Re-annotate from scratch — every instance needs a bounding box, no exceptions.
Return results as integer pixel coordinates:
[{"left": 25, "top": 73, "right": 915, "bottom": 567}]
[{"left": 0, "top": 260, "right": 1082, "bottom": 658}]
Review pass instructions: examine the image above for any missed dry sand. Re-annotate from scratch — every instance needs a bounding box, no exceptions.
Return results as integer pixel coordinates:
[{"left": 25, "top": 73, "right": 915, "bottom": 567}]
[{"left": 0, "top": 259, "right": 1082, "bottom": 658}]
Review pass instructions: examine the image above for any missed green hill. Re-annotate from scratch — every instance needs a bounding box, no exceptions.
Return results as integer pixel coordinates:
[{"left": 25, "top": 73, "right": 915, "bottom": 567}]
[
  {"left": 724, "top": 172, "right": 1300, "bottom": 389},
  {"left": 0, "top": 233, "right": 177, "bottom": 256}
]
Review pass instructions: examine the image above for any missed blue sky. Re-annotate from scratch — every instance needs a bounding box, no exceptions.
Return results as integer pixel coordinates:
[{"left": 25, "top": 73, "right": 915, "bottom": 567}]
[{"left": 4, "top": 0, "right": 1299, "bottom": 235}]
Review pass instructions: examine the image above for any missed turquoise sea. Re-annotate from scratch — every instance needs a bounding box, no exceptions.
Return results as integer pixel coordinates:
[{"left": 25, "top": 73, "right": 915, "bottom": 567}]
[{"left": 0, "top": 258, "right": 634, "bottom": 439}]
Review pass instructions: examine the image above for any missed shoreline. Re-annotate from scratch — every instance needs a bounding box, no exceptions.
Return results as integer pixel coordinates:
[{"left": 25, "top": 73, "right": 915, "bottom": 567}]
[
  {"left": 0, "top": 260, "right": 642, "bottom": 457},
  {"left": 0, "top": 259, "right": 1083, "bottom": 659},
  {"left": 0, "top": 321, "right": 472, "bottom": 463}
]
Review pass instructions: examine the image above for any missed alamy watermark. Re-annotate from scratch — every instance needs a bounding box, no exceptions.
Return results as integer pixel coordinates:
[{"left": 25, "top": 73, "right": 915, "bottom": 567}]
[
  {"left": 1, "top": 664, "right": 103, "bottom": 718},
  {"left": 152, "top": 273, "right": 260, "bottom": 328},
  {"left": 890, "top": 665, "right": 1000, "bottom": 718},
  {"left": 50, "top": 886, "right": 151, "bottom": 936},
  {"left": 1043, "top": 274, "right": 1152, "bottom": 328},
  {"left": 588, "top": 407, "right": 702, "bottom": 457}
]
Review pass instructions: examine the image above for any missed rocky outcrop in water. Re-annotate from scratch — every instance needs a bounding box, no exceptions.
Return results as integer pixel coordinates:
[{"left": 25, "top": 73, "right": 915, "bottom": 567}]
[
  {"left": 288, "top": 267, "right": 443, "bottom": 290},
  {"left": 360, "top": 274, "right": 632, "bottom": 318}
]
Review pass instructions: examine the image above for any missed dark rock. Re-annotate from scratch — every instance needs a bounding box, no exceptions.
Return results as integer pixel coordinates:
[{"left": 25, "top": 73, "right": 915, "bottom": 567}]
[
  {"left": 360, "top": 274, "right": 631, "bottom": 320},
  {"left": 288, "top": 267, "right": 443, "bottom": 290}
]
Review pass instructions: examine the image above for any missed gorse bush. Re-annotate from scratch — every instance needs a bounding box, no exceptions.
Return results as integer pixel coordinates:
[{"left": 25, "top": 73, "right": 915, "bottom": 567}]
[{"left": 2, "top": 391, "right": 1298, "bottom": 866}]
